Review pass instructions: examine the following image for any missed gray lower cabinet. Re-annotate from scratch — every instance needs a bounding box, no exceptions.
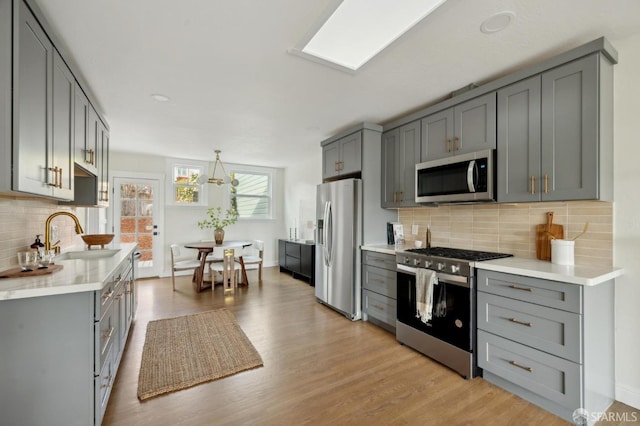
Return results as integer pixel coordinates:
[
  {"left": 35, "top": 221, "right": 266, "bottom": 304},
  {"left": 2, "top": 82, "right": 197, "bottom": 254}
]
[
  {"left": 476, "top": 269, "right": 614, "bottom": 424},
  {"left": 0, "top": 252, "right": 136, "bottom": 426},
  {"left": 322, "top": 131, "right": 362, "bottom": 180},
  {"left": 381, "top": 121, "right": 421, "bottom": 208},
  {"left": 497, "top": 53, "right": 613, "bottom": 202},
  {"left": 421, "top": 92, "right": 496, "bottom": 162},
  {"left": 362, "top": 250, "right": 396, "bottom": 332}
]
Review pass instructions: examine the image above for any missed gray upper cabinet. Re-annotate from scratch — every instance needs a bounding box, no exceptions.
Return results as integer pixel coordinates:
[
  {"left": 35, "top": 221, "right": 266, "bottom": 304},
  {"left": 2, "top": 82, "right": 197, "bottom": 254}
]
[
  {"left": 322, "top": 131, "right": 362, "bottom": 180},
  {"left": 497, "top": 76, "right": 542, "bottom": 203},
  {"left": 97, "top": 120, "right": 110, "bottom": 205},
  {"left": 421, "top": 92, "right": 496, "bottom": 162},
  {"left": 74, "top": 84, "right": 98, "bottom": 175},
  {"left": 420, "top": 108, "right": 453, "bottom": 161},
  {"left": 14, "top": 0, "right": 52, "bottom": 197},
  {"left": 497, "top": 54, "right": 612, "bottom": 202},
  {"left": 381, "top": 121, "right": 420, "bottom": 208},
  {"left": 541, "top": 55, "right": 601, "bottom": 201},
  {"left": 0, "top": 0, "right": 109, "bottom": 201},
  {"left": 51, "top": 50, "right": 75, "bottom": 200}
]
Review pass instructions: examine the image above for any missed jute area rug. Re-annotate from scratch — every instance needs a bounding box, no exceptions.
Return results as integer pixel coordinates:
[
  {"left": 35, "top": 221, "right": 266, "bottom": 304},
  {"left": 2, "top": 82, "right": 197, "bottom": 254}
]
[{"left": 137, "top": 309, "right": 263, "bottom": 400}]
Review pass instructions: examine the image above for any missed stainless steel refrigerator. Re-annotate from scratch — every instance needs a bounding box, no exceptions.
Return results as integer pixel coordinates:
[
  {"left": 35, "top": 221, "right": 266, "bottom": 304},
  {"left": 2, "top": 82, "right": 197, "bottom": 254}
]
[{"left": 315, "top": 178, "right": 362, "bottom": 320}]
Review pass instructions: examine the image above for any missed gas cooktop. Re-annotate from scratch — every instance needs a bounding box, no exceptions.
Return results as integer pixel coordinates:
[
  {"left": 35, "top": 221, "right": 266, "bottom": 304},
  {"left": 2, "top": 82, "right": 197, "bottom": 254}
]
[{"left": 405, "top": 247, "right": 513, "bottom": 262}]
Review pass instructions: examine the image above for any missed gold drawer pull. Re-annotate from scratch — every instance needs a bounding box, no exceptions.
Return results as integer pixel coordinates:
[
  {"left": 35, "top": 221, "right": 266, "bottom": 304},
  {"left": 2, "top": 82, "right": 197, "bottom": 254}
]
[
  {"left": 446, "top": 139, "right": 451, "bottom": 152},
  {"left": 530, "top": 175, "right": 536, "bottom": 194},
  {"left": 509, "top": 318, "right": 532, "bottom": 327},
  {"left": 508, "top": 284, "right": 532, "bottom": 292},
  {"left": 509, "top": 360, "right": 533, "bottom": 372},
  {"left": 372, "top": 304, "right": 384, "bottom": 311},
  {"left": 544, "top": 174, "right": 549, "bottom": 193}
]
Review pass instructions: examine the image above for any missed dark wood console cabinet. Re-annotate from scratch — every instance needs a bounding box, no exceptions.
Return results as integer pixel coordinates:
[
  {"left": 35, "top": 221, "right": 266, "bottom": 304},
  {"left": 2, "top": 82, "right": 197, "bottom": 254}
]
[{"left": 278, "top": 239, "right": 315, "bottom": 285}]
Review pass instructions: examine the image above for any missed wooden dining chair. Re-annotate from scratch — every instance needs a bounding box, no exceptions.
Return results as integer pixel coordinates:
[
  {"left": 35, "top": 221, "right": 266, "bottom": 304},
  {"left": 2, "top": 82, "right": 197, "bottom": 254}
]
[{"left": 170, "top": 244, "right": 201, "bottom": 291}]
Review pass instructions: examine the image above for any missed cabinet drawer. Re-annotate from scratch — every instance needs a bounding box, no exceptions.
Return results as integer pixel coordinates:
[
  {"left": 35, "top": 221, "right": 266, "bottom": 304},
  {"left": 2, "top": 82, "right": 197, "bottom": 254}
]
[
  {"left": 478, "top": 330, "right": 581, "bottom": 410},
  {"left": 477, "top": 270, "right": 582, "bottom": 313},
  {"left": 363, "top": 265, "right": 397, "bottom": 299},
  {"left": 477, "top": 292, "right": 581, "bottom": 363},
  {"left": 363, "top": 290, "right": 396, "bottom": 327},
  {"left": 96, "top": 300, "right": 116, "bottom": 373},
  {"left": 362, "top": 251, "right": 396, "bottom": 271},
  {"left": 285, "top": 242, "right": 301, "bottom": 258},
  {"left": 96, "top": 281, "right": 116, "bottom": 321}
]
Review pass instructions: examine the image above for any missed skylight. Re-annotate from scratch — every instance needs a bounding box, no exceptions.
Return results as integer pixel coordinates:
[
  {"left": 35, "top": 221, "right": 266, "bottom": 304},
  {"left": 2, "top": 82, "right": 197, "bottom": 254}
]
[{"left": 299, "top": 0, "right": 447, "bottom": 71}]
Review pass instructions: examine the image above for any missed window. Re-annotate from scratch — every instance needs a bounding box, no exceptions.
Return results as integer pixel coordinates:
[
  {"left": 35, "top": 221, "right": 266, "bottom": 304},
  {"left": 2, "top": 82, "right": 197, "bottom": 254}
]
[
  {"left": 166, "top": 159, "right": 207, "bottom": 206},
  {"left": 230, "top": 170, "right": 272, "bottom": 220}
]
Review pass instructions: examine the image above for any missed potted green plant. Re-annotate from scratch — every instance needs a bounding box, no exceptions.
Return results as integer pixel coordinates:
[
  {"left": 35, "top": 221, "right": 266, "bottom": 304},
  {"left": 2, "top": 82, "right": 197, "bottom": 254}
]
[{"left": 198, "top": 207, "right": 238, "bottom": 244}]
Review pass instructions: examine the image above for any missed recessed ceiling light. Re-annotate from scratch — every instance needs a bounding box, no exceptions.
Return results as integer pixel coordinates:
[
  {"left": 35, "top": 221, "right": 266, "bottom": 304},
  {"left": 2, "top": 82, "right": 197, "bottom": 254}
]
[
  {"left": 292, "top": 0, "right": 448, "bottom": 72},
  {"left": 480, "top": 11, "right": 515, "bottom": 34},
  {"left": 150, "top": 94, "right": 170, "bottom": 102}
]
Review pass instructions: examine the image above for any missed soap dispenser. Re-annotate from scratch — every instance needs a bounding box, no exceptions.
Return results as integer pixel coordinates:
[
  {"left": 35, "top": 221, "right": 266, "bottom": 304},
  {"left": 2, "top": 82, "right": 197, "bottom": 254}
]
[{"left": 30, "top": 235, "right": 45, "bottom": 253}]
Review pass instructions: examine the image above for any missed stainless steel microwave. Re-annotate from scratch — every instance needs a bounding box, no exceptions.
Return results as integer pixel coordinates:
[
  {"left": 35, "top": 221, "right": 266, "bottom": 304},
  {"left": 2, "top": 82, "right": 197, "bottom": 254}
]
[{"left": 415, "top": 149, "right": 495, "bottom": 204}]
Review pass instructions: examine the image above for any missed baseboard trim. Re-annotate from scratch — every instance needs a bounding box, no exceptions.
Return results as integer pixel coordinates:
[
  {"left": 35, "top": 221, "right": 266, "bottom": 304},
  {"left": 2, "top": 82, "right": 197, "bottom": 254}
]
[{"left": 616, "top": 383, "right": 640, "bottom": 410}]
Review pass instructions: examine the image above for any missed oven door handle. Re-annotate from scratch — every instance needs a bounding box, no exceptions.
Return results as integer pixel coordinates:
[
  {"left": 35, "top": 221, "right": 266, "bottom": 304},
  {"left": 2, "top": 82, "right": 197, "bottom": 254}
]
[{"left": 396, "top": 264, "right": 469, "bottom": 288}]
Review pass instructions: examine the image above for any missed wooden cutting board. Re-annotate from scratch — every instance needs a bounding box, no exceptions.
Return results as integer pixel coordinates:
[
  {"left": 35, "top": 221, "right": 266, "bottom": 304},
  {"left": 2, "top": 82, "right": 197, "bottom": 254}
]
[
  {"left": 0, "top": 264, "right": 63, "bottom": 278},
  {"left": 536, "top": 212, "right": 564, "bottom": 261}
]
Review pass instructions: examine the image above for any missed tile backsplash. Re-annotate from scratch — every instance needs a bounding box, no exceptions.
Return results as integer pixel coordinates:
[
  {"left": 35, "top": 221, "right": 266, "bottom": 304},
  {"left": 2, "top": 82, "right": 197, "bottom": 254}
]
[
  {"left": 398, "top": 201, "right": 613, "bottom": 267},
  {"left": 0, "top": 197, "right": 89, "bottom": 270}
]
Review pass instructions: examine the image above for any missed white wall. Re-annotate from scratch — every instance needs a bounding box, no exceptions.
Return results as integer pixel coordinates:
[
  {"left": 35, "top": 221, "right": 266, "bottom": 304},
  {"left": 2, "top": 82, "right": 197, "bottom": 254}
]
[
  {"left": 109, "top": 151, "right": 286, "bottom": 275},
  {"left": 612, "top": 33, "right": 640, "bottom": 409}
]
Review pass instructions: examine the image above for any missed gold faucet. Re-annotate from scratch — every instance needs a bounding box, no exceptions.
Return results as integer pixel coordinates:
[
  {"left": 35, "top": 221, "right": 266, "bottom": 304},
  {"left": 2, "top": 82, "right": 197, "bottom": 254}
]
[{"left": 45, "top": 212, "right": 84, "bottom": 253}]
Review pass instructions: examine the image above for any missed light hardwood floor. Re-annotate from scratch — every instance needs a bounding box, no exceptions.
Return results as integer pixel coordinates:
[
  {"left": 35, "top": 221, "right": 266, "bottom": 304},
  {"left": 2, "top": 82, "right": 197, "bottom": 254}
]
[{"left": 103, "top": 267, "right": 637, "bottom": 425}]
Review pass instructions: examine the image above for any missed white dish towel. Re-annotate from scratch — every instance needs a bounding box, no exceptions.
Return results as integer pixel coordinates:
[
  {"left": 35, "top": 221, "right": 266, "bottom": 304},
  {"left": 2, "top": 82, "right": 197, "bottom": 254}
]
[{"left": 415, "top": 268, "right": 438, "bottom": 323}]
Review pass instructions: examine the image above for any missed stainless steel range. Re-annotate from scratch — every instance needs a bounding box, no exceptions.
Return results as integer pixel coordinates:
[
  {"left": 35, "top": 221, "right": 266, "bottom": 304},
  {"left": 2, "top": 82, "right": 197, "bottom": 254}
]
[{"left": 396, "top": 247, "right": 512, "bottom": 379}]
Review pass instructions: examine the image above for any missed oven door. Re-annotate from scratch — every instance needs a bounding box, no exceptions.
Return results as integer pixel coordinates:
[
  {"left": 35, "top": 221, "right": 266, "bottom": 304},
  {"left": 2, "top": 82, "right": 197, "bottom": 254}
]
[{"left": 396, "top": 265, "right": 473, "bottom": 352}]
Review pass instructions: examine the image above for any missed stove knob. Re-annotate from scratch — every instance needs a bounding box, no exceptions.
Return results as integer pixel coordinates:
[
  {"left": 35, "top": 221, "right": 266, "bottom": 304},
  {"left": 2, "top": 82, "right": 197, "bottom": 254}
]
[
  {"left": 437, "top": 262, "right": 445, "bottom": 271},
  {"left": 413, "top": 259, "right": 421, "bottom": 267},
  {"left": 450, "top": 264, "right": 460, "bottom": 273},
  {"left": 425, "top": 260, "right": 433, "bottom": 268},
  {"left": 404, "top": 257, "right": 410, "bottom": 264}
]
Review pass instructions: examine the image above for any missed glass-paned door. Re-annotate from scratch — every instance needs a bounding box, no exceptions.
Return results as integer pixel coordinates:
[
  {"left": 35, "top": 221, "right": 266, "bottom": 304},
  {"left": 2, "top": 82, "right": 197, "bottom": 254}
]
[{"left": 113, "top": 177, "right": 162, "bottom": 278}]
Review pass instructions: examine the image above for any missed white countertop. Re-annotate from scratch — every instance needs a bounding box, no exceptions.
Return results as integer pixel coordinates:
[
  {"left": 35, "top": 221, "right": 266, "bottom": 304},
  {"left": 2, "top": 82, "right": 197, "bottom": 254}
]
[
  {"left": 0, "top": 243, "right": 138, "bottom": 301},
  {"left": 473, "top": 257, "right": 624, "bottom": 286},
  {"left": 360, "top": 244, "right": 624, "bottom": 286}
]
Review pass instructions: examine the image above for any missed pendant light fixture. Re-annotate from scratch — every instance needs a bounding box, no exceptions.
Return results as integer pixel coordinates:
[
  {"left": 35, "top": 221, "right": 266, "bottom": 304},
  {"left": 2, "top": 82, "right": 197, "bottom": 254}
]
[{"left": 200, "top": 150, "right": 239, "bottom": 186}]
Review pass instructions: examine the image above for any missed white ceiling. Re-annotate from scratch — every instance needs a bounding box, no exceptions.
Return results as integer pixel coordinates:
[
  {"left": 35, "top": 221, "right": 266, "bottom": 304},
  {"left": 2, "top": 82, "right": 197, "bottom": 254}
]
[{"left": 34, "top": 0, "right": 640, "bottom": 168}]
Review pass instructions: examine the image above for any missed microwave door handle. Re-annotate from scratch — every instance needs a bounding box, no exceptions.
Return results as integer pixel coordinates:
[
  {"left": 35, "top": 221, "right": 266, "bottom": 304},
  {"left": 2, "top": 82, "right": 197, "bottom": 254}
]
[{"left": 467, "top": 160, "right": 477, "bottom": 193}]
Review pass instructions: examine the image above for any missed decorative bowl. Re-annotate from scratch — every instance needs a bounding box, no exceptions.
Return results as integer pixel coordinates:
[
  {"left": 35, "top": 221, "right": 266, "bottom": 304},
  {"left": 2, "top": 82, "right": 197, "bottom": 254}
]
[{"left": 81, "top": 234, "right": 115, "bottom": 249}]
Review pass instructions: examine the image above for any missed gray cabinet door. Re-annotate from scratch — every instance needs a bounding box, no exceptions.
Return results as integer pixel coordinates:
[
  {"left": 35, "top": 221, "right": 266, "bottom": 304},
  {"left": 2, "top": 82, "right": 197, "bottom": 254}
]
[
  {"left": 497, "top": 76, "right": 542, "bottom": 203},
  {"left": 74, "top": 85, "right": 98, "bottom": 174},
  {"left": 15, "top": 1, "right": 52, "bottom": 196},
  {"left": 454, "top": 92, "right": 497, "bottom": 155},
  {"left": 51, "top": 50, "right": 74, "bottom": 200},
  {"left": 421, "top": 108, "right": 453, "bottom": 161},
  {"left": 339, "top": 132, "right": 362, "bottom": 175},
  {"left": 380, "top": 129, "right": 398, "bottom": 208},
  {"left": 541, "top": 55, "right": 598, "bottom": 201},
  {"left": 397, "top": 121, "right": 420, "bottom": 207},
  {"left": 322, "top": 141, "right": 340, "bottom": 180},
  {"left": 98, "top": 121, "right": 110, "bottom": 205}
]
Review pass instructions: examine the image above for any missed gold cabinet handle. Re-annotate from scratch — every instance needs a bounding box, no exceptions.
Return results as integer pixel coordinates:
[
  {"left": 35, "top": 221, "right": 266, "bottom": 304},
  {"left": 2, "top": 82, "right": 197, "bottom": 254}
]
[
  {"left": 58, "top": 167, "right": 63, "bottom": 188},
  {"left": 509, "top": 360, "right": 533, "bottom": 372},
  {"left": 544, "top": 175, "right": 549, "bottom": 194},
  {"left": 530, "top": 176, "right": 536, "bottom": 195},
  {"left": 372, "top": 304, "right": 384, "bottom": 311},
  {"left": 454, "top": 137, "right": 459, "bottom": 151},
  {"left": 446, "top": 138, "right": 451, "bottom": 152},
  {"left": 509, "top": 318, "right": 533, "bottom": 327},
  {"left": 393, "top": 191, "right": 397, "bottom": 204},
  {"left": 508, "top": 284, "right": 533, "bottom": 292},
  {"left": 399, "top": 191, "right": 403, "bottom": 202},
  {"left": 334, "top": 161, "right": 339, "bottom": 172},
  {"left": 47, "top": 166, "right": 60, "bottom": 187}
]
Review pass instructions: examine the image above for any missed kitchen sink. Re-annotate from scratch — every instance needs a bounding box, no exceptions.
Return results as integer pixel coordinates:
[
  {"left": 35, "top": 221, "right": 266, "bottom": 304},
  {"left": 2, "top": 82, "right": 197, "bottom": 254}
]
[{"left": 55, "top": 249, "right": 121, "bottom": 260}]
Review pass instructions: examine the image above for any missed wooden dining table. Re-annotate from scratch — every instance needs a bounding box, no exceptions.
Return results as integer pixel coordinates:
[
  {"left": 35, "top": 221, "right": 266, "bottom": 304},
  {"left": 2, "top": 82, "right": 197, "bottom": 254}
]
[{"left": 184, "top": 240, "right": 252, "bottom": 292}]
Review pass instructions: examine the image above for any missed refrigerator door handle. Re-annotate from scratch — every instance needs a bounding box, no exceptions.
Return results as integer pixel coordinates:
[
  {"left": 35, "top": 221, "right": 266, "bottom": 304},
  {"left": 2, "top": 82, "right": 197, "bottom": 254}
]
[{"left": 324, "top": 201, "right": 332, "bottom": 267}]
